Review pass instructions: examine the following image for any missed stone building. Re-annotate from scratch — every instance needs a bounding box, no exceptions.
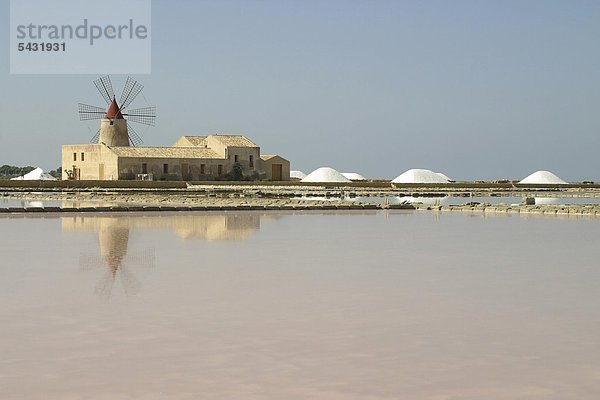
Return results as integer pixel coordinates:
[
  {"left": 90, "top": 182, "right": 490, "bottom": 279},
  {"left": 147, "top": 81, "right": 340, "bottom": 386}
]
[{"left": 62, "top": 99, "right": 290, "bottom": 181}]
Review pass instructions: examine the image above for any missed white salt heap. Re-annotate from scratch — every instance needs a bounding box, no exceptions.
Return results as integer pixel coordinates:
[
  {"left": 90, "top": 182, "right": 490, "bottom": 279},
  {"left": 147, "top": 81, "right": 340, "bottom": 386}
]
[
  {"left": 10, "top": 167, "right": 56, "bottom": 181},
  {"left": 290, "top": 170, "right": 307, "bottom": 179},
  {"left": 341, "top": 172, "right": 366, "bottom": 181},
  {"left": 519, "top": 171, "right": 567, "bottom": 184},
  {"left": 435, "top": 172, "right": 452, "bottom": 182},
  {"left": 302, "top": 167, "right": 351, "bottom": 183},
  {"left": 391, "top": 169, "right": 452, "bottom": 184}
]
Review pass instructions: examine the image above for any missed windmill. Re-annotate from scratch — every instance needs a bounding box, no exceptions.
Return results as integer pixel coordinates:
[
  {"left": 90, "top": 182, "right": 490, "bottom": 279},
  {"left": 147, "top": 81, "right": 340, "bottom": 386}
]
[{"left": 78, "top": 76, "right": 156, "bottom": 147}]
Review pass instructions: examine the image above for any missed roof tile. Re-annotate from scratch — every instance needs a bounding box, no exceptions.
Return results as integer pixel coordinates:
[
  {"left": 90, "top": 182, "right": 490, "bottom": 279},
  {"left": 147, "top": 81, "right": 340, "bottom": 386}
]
[{"left": 110, "top": 146, "right": 222, "bottom": 159}]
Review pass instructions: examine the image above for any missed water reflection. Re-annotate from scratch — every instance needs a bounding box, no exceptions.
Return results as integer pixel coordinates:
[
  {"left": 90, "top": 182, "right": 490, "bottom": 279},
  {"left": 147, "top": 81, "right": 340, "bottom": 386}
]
[
  {"left": 62, "top": 214, "right": 263, "bottom": 241},
  {"left": 0, "top": 198, "right": 47, "bottom": 208},
  {"left": 394, "top": 196, "right": 445, "bottom": 205},
  {"left": 532, "top": 197, "right": 560, "bottom": 205},
  {"left": 3, "top": 212, "right": 600, "bottom": 398},
  {"left": 62, "top": 214, "right": 265, "bottom": 297},
  {"left": 65, "top": 218, "right": 153, "bottom": 298}
]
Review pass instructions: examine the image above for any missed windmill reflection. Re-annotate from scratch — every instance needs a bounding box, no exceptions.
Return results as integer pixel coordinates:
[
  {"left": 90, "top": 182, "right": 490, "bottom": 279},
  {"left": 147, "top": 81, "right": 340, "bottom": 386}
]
[
  {"left": 73, "top": 217, "right": 155, "bottom": 298},
  {"left": 62, "top": 213, "right": 266, "bottom": 297}
]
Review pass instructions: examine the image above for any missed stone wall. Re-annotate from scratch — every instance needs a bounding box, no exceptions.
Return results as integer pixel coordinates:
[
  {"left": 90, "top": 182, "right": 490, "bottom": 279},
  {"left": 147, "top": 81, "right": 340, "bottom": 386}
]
[
  {"left": 117, "top": 157, "right": 227, "bottom": 181},
  {"left": 224, "top": 146, "right": 261, "bottom": 176},
  {"left": 99, "top": 118, "right": 129, "bottom": 147},
  {"left": 61, "top": 144, "right": 119, "bottom": 180},
  {"left": 259, "top": 156, "right": 291, "bottom": 181}
]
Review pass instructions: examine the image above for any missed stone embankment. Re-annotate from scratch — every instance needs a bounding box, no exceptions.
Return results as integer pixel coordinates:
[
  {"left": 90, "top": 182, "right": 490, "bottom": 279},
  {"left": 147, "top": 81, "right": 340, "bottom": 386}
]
[
  {"left": 410, "top": 203, "right": 600, "bottom": 216},
  {"left": 1, "top": 187, "right": 599, "bottom": 216}
]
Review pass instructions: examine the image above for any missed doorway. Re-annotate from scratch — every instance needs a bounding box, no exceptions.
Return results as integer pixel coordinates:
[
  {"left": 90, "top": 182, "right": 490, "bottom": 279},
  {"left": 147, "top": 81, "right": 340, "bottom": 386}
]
[
  {"left": 181, "top": 163, "right": 190, "bottom": 180},
  {"left": 272, "top": 164, "right": 282, "bottom": 181}
]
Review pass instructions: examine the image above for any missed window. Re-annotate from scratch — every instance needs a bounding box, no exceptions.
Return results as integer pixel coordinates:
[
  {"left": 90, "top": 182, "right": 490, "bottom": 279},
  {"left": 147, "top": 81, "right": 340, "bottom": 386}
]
[
  {"left": 163, "top": 164, "right": 169, "bottom": 174},
  {"left": 73, "top": 153, "right": 77, "bottom": 161},
  {"left": 81, "top": 152, "right": 85, "bottom": 161},
  {"left": 249, "top": 155, "right": 254, "bottom": 167},
  {"left": 234, "top": 154, "right": 239, "bottom": 162},
  {"left": 142, "top": 163, "right": 148, "bottom": 174},
  {"left": 218, "top": 164, "right": 223, "bottom": 175},
  {"left": 200, "top": 164, "right": 205, "bottom": 174}
]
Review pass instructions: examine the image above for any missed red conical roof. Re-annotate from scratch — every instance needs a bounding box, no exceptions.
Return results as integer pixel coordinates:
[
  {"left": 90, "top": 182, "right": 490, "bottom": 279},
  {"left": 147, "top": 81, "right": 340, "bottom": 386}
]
[{"left": 105, "top": 97, "right": 124, "bottom": 119}]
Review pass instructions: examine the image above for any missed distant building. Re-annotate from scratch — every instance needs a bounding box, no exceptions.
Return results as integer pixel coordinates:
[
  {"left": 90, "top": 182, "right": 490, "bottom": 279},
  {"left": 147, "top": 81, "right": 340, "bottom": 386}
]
[{"left": 62, "top": 100, "right": 290, "bottom": 181}]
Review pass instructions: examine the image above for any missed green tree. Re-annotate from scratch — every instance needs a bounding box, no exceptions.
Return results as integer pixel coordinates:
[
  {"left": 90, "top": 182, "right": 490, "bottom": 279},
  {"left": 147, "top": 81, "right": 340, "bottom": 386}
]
[
  {"left": 0, "top": 165, "right": 36, "bottom": 179},
  {"left": 48, "top": 167, "right": 62, "bottom": 179},
  {"left": 227, "top": 163, "right": 244, "bottom": 181}
]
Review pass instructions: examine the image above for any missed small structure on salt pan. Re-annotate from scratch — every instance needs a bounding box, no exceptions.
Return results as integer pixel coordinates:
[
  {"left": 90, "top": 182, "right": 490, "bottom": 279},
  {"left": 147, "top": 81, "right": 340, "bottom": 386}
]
[
  {"left": 10, "top": 167, "right": 57, "bottom": 181},
  {"left": 302, "top": 167, "right": 351, "bottom": 183},
  {"left": 391, "top": 169, "right": 452, "bottom": 184},
  {"left": 290, "top": 170, "right": 307, "bottom": 179},
  {"left": 341, "top": 172, "right": 366, "bottom": 181},
  {"left": 519, "top": 171, "right": 567, "bottom": 184}
]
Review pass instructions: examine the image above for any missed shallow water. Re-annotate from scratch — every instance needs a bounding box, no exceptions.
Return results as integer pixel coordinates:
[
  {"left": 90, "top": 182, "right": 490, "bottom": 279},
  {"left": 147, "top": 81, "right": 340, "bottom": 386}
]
[
  {"left": 0, "top": 198, "right": 129, "bottom": 208},
  {"left": 1, "top": 211, "right": 599, "bottom": 399}
]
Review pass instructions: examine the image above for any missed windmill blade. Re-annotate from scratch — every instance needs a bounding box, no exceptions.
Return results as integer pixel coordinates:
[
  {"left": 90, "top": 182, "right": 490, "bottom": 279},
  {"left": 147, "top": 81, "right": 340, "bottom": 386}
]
[
  {"left": 119, "top": 266, "right": 141, "bottom": 296},
  {"left": 93, "top": 75, "right": 115, "bottom": 105},
  {"left": 85, "top": 125, "right": 101, "bottom": 143},
  {"left": 78, "top": 103, "right": 106, "bottom": 121},
  {"left": 124, "top": 107, "right": 156, "bottom": 126},
  {"left": 119, "top": 76, "right": 144, "bottom": 111},
  {"left": 126, "top": 248, "right": 156, "bottom": 270},
  {"left": 127, "top": 123, "right": 144, "bottom": 147},
  {"left": 79, "top": 253, "right": 104, "bottom": 271},
  {"left": 90, "top": 128, "right": 100, "bottom": 143},
  {"left": 95, "top": 271, "right": 116, "bottom": 299}
]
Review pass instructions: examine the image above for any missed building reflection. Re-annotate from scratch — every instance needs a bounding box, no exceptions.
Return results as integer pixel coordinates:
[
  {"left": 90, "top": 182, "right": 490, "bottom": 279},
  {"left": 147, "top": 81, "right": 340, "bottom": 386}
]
[
  {"left": 62, "top": 213, "right": 262, "bottom": 241},
  {"left": 61, "top": 213, "right": 266, "bottom": 297}
]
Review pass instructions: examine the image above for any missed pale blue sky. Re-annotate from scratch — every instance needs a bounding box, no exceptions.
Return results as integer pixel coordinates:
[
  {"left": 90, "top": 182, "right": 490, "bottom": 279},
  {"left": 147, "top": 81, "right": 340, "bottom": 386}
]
[{"left": 1, "top": 0, "right": 599, "bottom": 180}]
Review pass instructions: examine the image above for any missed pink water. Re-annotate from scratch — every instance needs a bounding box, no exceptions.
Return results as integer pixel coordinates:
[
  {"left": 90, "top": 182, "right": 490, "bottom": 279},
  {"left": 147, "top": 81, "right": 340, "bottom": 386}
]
[{"left": 1, "top": 211, "right": 599, "bottom": 399}]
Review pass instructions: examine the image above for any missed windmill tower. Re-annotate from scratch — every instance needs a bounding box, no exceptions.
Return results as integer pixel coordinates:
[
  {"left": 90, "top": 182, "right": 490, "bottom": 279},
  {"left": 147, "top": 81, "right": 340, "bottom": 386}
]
[{"left": 78, "top": 76, "right": 156, "bottom": 147}]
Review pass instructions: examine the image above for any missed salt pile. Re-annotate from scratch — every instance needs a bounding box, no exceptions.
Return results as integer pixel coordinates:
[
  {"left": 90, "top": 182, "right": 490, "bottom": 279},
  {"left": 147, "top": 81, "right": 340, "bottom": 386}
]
[
  {"left": 435, "top": 172, "right": 452, "bottom": 182},
  {"left": 341, "top": 172, "right": 366, "bottom": 181},
  {"left": 391, "top": 169, "right": 451, "bottom": 184},
  {"left": 519, "top": 171, "right": 567, "bottom": 184},
  {"left": 10, "top": 167, "right": 57, "bottom": 181},
  {"left": 290, "top": 170, "right": 307, "bottom": 179},
  {"left": 302, "top": 167, "right": 351, "bottom": 183}
]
